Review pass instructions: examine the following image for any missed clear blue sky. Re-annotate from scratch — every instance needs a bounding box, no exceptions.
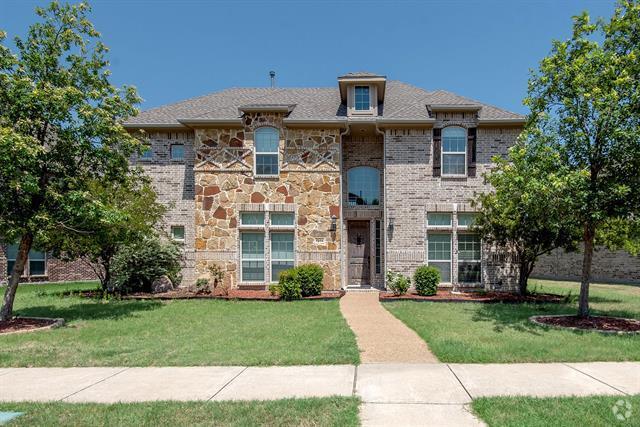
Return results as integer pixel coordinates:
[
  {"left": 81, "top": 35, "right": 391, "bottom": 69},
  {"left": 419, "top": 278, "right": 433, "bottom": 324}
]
[{"left": 2, "top": 0, "right": 617, "bottom": 115}]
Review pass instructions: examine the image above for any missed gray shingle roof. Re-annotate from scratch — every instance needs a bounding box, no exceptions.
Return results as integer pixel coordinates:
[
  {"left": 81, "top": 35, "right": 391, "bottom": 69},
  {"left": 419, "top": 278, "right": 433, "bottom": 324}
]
[{"left": 125, "top": 80, "right": 523, "bottom": 126}]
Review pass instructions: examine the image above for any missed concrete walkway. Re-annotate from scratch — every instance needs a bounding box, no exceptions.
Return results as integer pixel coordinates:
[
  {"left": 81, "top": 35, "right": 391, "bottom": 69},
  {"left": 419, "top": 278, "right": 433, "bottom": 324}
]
[
  {"left": 340, "top": 292, "right": 438, "bottom": 363},
  {"left": 1, "top": 362, "right": 638, "bottom": 426}
]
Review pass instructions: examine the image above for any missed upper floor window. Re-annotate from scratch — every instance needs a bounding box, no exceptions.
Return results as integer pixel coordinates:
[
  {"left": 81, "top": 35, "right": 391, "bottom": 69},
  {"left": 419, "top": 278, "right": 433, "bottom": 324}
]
[
  {"left": 140, "top": 145, "right": 153, "bottom": 161},
  {"left": 354, "top": 86, "right": 370, "bottom": 111},
  {"left": 348, "top": 166, "right": 380, "bottom": 206},
  {"left": 442, "top": 127, "right": 467, "bottom": 176},
  {"left": 255, "top": 127, "right": 279, "bottom": 176},
  {"left": 170, "top": 144, "right": 184, "bottom": 160}
]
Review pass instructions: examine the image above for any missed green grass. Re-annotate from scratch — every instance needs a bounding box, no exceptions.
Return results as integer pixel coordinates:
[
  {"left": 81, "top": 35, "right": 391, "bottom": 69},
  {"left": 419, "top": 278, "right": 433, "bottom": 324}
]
[
  {"left": 384, "top": 279, "right": 640, "bottom": 363},
  {"left": 472, "top": 395, "right": 640, "bottom": 427},
  {"left": 0, "top": 397, "right": 360, "bottom": 427},
  {"left": 0, "top": 282, "right": 359, "bottom": 367}
]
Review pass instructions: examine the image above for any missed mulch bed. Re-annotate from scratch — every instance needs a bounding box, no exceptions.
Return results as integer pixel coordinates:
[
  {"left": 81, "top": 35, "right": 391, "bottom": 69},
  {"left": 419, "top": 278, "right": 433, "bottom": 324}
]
[
  {"left": 530, "top": 315, "right": 640, "bottom": 334},
  {"left": 71, "top": 289, "right": 345, "bottom": 301},
  {"left": 380, "top": 290, "right": 567, "bottom": 304},
  {"left": 0, "top": 317, "right": 64, "bottom": 335}
]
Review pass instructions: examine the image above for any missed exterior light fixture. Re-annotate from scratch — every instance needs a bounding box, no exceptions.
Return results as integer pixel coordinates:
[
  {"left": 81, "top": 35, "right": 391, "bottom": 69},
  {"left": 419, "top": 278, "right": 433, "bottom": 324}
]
[{"left": 330, "top": 215, "right": 337, "bottom": 232}]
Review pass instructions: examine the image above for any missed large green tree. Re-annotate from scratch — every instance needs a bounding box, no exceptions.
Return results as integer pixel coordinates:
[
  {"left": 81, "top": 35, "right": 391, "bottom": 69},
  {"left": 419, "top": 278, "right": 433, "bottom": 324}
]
[
  {"left": 0, "top": 2, "right": 141, "bottom": 320},
  {"left": 49, "top": 172, "right": 166, "bottom": 291},
  {"left": 474, "top": 140, "right": 581, "bottom": 295},
  {"left": 525, "top": 0, "right": 640, "bottom": 316}
]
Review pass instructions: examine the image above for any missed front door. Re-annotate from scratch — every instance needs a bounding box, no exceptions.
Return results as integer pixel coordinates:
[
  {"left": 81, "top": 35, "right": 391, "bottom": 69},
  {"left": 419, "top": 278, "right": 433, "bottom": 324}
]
[{"left": 348, "top": 221, "right": 370, "bottom": 286}]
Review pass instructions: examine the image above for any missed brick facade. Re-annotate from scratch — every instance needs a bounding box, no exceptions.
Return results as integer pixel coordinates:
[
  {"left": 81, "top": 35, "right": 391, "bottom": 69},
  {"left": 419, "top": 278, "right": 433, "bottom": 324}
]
[{"left": 0, "top": 244, "right": 97, "bottom": 284}]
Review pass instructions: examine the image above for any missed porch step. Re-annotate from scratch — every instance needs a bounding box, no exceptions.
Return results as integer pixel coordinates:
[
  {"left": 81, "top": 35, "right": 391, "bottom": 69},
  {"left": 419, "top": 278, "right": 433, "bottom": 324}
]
[{"left": 344, "top": 286, "right": 380, "bottom": 293}]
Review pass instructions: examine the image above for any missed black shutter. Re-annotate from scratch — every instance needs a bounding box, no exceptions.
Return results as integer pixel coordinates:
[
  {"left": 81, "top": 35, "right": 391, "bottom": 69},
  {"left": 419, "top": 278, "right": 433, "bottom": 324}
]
[
  {"left": 433, "top": 128, "right": 441, "bottom": 177},
  {"left": 467, "top": 127, "right": 477, "bottom": 177}
]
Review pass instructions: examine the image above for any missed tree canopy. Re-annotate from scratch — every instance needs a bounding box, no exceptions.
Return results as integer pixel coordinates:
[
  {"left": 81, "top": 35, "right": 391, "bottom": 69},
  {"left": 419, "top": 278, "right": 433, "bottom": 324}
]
[
  {"left": 0, "top": 1, "right": 142, "bottom": 320},
  {"left": 524, "top": 0, "right": 640, "bottom": 316}
]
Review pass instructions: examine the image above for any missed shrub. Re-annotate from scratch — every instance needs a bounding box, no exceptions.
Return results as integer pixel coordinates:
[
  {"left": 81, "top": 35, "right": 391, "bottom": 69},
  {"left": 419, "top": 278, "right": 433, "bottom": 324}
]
[
  {"left": 111, "top": 236, "right": 182, "bottom": 294},
  {"left": 386, "top": 270, "right": 410, "bottom": 296},
  {"left": 297, "top": 264, "right": 324, "bottom": 297},
  {"left": 268, "top": 283, "right": 281, "bottom": 296},
  {"left": 195, "top": 278, "right": 210, "bottom": 293},
  {"left": 414, "top": 265, "right": 440, "bottom": 296},
  {"left": 278, "top": 269, "right": 302, "bottom": 301}
]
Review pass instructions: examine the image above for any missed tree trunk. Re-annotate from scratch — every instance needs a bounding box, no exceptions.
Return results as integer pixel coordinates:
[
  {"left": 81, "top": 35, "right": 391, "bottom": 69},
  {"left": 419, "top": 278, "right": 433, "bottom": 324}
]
[
  {"left": 1, "top": 233, "right": 34, "bottom": 322},
  {"left": 578, "top": 223, "right": 596, "bottom": 318},
  {"left": 518, "top": 258, "right": 529, "bottom": 295}
]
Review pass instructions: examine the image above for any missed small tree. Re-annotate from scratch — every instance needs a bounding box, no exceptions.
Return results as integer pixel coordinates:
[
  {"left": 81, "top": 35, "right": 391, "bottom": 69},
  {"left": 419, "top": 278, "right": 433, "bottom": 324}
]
[
  {"left": 474, "top": 142, "right": 581, "bottom": 295},
  {"left": 525, "top": 1, "right": 640, "bottom": 316},
  {"left": 49, "top": 172, "right": 166, "bottom": 291},
  {"left": 0, "top": 2, "right": 141, "bottom": 320}
]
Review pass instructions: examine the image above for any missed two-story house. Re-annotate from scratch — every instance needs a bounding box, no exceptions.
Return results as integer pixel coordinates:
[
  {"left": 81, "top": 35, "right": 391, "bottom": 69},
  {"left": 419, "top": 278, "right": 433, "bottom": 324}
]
[
  {"left": 4, "top": 72, "right": 638, "bottom": 287},
  {"left": 123, "top": 72, "right": 525, "bottom": 291}
]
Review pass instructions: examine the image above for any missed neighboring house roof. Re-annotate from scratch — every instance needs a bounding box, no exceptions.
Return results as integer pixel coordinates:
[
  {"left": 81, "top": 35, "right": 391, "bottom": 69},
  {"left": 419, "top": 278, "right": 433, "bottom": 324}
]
[{"left": 125, "top": 80, "right": 524, "bottom": 127}]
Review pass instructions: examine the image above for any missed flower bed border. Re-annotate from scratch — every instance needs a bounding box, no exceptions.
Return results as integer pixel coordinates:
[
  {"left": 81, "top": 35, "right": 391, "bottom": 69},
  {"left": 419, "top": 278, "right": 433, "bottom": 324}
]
[
  {"left": 0, "top": 316, "right": 65, "bottom": 336},
  {"left": 529, "top": 314, "right": 640, "bottom": 335},
  {"left": 380, "top": 290, "right": 567, "bottom": 304},
  {"left": 121, "top": 290, "right": 346, "bottom": 301}
]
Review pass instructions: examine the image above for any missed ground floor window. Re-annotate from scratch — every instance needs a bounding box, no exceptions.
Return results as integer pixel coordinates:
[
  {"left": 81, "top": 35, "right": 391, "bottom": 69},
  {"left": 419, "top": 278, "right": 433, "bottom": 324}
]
[
  {"left": 458, "top": 233, "right": 481, "bottom": 283},
  {"left": 271, "top": 232, "right": 294, "bottom": 282},
  {"left": 6, "top": 244, "right": 47, "bottom": 277},
  {"left": 427, "top": 233, "right": 451, "bottom": 282},
  {"left": 241, "top": 232, "right": 264, "bottom": 282}
]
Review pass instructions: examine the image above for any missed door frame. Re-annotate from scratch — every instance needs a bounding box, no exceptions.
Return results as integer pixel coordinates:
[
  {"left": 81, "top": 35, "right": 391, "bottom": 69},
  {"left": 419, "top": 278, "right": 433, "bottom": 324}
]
[{"left": 347, "top": 220, "right": 372, "bottom": 287}]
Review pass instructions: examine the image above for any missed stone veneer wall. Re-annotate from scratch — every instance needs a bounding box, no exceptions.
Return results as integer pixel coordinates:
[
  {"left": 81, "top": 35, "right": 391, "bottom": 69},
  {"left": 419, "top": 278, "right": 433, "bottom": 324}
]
[
  {"left": 383, "top": 115, "right": 522, "bottom": 290},
  {"left": 533, "top": 247, "right": 640, "bottom": 284},
  {"left": 193, "top": 112, "right": 342, "bottom": 290},
  {"left": 136, "top": 130, "right": 197, "bottom": 285}
]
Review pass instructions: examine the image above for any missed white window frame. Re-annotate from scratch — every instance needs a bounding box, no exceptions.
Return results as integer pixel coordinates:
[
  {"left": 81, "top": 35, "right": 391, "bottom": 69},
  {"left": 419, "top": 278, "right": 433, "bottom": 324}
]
[
  {"left": 239, "top": 212, "right": 266, "bottom": 229},
  {"left": 441, "top": 126, "right": 467, "bottom": 177},
  {"left": 354, "top": 85, "right": 371, "bottom": 111},
  {"left": 170, "top": 225, "right": 185, "bottom": 242},
  {"left": 457, "top": 212, "right": 478, "bottom": 229},
  {"left": 240, "top": 231, "right": 266, "bottom": 283},
  {"left": 427, "top": 212, "right": 453, "bottom": 228},
  {"left": 269, "top": 212, "right": 295, "bottom": 229},
  {"left": 270, "top": 231, "right": 295, "bottom": 283},
  {"left": 426, "top": 232, "right": 452, "bottom": 284},
  {"left": 254, "top": 127, "right": 280, "bottom": 177},
  {"left": 457, "top": 233, "right": 482, "bottom": 284}
]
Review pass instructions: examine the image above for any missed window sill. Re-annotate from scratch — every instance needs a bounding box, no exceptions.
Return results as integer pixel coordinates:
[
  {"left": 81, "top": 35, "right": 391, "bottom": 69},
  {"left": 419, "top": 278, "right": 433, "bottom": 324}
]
[
  {"left": 238, "top": 225, "right": 266, "bottom": 230},
  {"left": 441, "top": 175, "right": 468, "bottom": 180},
  {"left": 254, "top": 175, "right": 280, "bottom": 180}
]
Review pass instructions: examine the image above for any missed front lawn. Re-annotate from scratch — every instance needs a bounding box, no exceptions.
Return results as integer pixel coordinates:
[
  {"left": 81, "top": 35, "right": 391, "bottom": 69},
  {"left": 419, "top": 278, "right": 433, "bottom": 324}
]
[
  {"left": 0, "top": 397, "right": 360, "bottom": 427},
  {"left": 473, "top": 395, "right": 640, "bottom": 427},
  {"left": 0, "top": 282, "right": 359, "bottom": 367},
  {"left": 384, "top": 279, "right": 640, "bottom": 363}
]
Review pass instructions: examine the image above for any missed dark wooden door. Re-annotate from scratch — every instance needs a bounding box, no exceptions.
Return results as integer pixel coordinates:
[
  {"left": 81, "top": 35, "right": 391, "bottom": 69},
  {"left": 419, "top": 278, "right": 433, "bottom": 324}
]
[{"left": 348, "top": 221, "right": 370, "bottom": 286}]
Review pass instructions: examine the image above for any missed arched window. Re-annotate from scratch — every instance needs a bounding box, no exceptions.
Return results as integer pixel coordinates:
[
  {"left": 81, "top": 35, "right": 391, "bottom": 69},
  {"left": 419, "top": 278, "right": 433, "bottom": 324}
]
[
  {"left": 348, "top": 167, "right": 380, "bottom": 206},
  {"left": 255, "top": 127, "right": 279, "bottom": 176},
  {"left": 442, "top": 127, "right": 467, "bottom": 176}
]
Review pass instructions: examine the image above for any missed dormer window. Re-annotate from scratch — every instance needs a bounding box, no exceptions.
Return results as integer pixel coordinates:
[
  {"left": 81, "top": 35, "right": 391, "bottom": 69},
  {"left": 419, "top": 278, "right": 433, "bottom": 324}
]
[{"left": 354, "top": 86, "right": 370, "bottom": 111}]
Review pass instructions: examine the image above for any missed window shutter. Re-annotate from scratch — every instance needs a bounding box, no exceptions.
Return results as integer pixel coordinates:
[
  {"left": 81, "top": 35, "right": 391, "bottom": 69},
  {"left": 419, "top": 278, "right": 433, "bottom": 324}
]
[
  {"left": 433, "top": 128, "right": 441, "bottom": 177},
  {"left": 467, "top": 127, "right": 477, "bottom": 177}
]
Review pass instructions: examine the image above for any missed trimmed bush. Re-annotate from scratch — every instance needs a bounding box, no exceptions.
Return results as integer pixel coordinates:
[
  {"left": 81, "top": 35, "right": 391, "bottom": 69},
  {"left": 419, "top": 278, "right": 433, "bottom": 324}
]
[
  {"left": 278, "top": 269, "right": 302, "bottom": 300},
  {"left": 111, "top": 237, "right": 182, "bottom": 294},
  {"left": 386, "top": 270, "right": 410, "bottom": 296},
  {"left": 414, "top": 265, "right": 440, "bottom": 296},
  {"left": 268, "top": 283, "right": 281, "bottom": 296},
  {"left": 297, "top": 264, "right": 324, "bottom": 297}
]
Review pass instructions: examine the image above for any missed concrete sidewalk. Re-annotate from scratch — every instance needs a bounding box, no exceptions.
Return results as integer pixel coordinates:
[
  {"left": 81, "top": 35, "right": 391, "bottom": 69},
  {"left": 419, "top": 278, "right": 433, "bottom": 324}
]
[{"left": 0, "top": 362, "right": 638, "bottom": 426}]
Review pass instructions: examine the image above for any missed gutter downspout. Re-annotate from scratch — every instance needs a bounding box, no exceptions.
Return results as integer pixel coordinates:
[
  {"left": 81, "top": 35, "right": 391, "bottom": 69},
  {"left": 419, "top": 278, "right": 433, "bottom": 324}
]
[
  {"left": 375, "top": 122, "right": 386, "bottom": 291},
  {"left": 339, "top": 124, "right": 351, "bottom": 290}
]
